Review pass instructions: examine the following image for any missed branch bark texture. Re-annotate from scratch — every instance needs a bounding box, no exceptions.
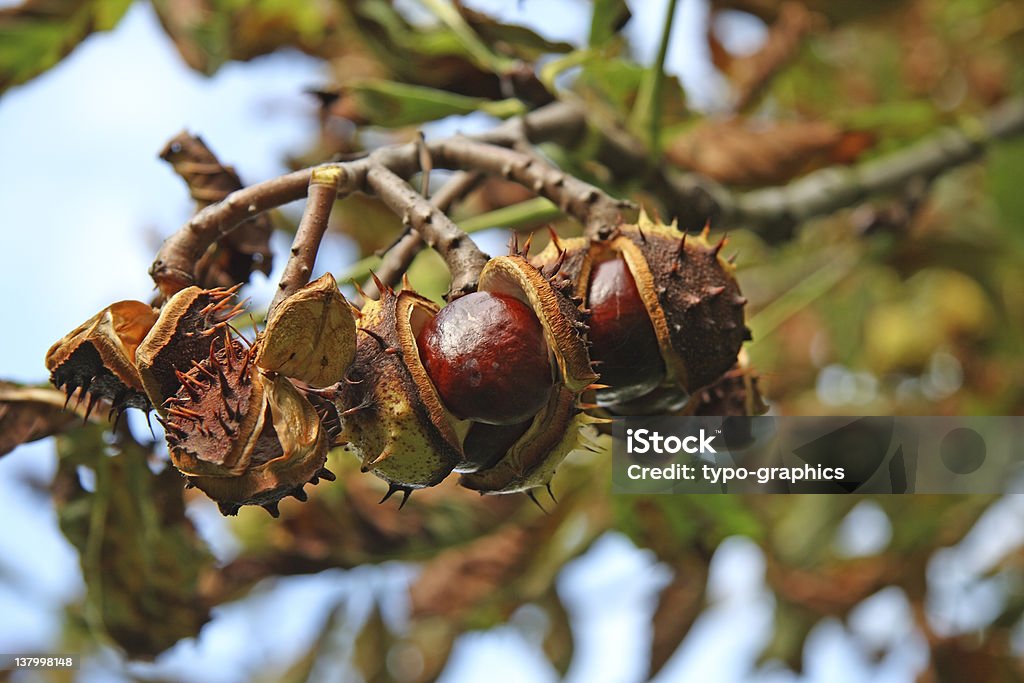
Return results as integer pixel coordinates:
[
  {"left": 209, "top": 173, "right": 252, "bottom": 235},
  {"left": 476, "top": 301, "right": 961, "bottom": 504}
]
[
  {"left": 269, "top": 167, "right": 343, "bottom": 313},
  {"left": 151, "top": 95, "right": 1024, "bottom": 294}
]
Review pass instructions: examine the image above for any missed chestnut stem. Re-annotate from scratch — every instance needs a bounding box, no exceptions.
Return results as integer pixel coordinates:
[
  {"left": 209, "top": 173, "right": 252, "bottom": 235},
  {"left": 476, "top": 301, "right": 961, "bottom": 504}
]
[
  {"left": 360, "top": 170, "right": 484, "bottom": 303},
  {"left": 365, "top": 164, "right": 489, "bottom": 300},
  {"left": 268, "top": 167, "right": 343, "bottom": 314}
]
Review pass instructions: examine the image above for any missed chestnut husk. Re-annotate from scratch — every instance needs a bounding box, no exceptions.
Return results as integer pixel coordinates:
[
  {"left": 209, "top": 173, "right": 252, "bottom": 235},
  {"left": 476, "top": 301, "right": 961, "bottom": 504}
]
[
  {"left": 333, "top": 282, "right": 463, "bottom": 493},
  {"left": 46, "top": 300, "right": 158, "bottom": 419},
  {"left": 254, "top": 273, "right": 356, "bottom": 388},
  {"left": 136, "top": 285, "right": 243, "bottom": 409},
  {"left": 533, "top": 210, "right": 750, "bottom": 409},
  {"left": 459, "top": 386, "right": 605, "bottom": 494},
  {"left": 164, "top": 335, "right": 331, "bottom": 516}
]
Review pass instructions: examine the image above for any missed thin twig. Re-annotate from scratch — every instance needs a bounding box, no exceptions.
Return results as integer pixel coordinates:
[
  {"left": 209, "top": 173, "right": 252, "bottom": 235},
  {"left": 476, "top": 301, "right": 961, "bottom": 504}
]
[
  {"left": 268, "top": 167, "right": 343, "bottom": 314},
  {"left": 360, "top": 170, "right": 484, "bottom": 302},
  {"left": 431, "top": 137, "right": 631, "bottom": 238},
  {"left": 339, "top": 195, "right": 562, "bottom": 288},
  {"left": 150, "top": 167, "right": 341, "bottom": 298},
  {"left": 365, "top": 165, "right": 488, "bottom": 300}
]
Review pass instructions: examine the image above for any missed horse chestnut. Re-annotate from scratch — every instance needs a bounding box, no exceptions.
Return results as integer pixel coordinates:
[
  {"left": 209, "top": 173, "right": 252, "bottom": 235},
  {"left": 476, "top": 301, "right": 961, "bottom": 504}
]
[
  {"left": 586, "top": 257, "right": 665, "bottom": 403},
  {"left": 417, "top": 291, "right": 553, "bottom": 425}
]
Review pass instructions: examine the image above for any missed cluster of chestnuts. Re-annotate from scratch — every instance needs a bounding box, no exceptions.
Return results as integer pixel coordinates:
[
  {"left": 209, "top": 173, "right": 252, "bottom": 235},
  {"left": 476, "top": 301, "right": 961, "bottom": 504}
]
[{"left": 46, "top": 211, "right": 751, "bottom": 515}]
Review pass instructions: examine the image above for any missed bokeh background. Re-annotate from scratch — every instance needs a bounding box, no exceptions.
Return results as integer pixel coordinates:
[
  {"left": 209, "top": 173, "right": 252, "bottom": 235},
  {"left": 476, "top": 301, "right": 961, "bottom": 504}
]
[{"left": 1, "top": 0, "right": 1023, "bottom": 681}]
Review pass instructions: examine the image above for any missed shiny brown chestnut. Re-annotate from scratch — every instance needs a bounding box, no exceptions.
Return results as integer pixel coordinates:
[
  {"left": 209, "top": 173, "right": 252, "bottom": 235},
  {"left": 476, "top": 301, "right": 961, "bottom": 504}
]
[
  {"left": 585, "top": 256, "right": 665, "bottom": 403},
  {"left": 417, "top": 291, "right": 554, "bottom": 426}
]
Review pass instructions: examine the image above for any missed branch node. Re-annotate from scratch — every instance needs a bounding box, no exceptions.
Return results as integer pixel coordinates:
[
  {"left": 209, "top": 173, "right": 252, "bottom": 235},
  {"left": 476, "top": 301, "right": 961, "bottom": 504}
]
[{"left": 311, "top": 165, "right": 345, "bottom": 189}]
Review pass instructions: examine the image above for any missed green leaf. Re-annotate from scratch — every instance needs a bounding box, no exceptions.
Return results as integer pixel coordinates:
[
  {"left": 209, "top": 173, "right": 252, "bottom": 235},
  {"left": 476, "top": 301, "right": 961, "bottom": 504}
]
[
  {"left": 418, "top": 0, "right": 516, "bottom": 73},
  {"left": 54, "top": 425, "right": 213, "bottom": 657},
  {"left": 150, "top": 0, "right": 339, "bottom": 74},
  {"left": 354, "top": 0, "right": 467, "bottom": 59},
  {"left": 628, "top": 0, "right": 679, "bottom": 150},
  {"left": 346, "top": 79, "right": 525, "bottom": 128},
  {"left": 574, "top": 56, "right": 646, "bottom": 112},
  {"left": 0, "top": 0, "right": 132, "bottom": 95},
  {"left": 459, "top": 4, "right": 573, "bottom": 60},
  {"left": 589, "top": 0, "right": 631, "bottom": 48}
]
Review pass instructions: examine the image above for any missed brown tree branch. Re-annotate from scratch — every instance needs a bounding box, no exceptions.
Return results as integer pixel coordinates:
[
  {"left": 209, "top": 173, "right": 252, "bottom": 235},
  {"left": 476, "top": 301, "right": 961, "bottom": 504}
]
[
  {"left": 150, "top": 96, "right": 1024, "bottom": 296},
  {"left": 268, "top": 167, "right": 344, "bottom": 313},
  {"left": 361, "top": 170, "right": 484, "bottom": 303},
  {"left": 149, "top": 167, "right": 342, "bottom": 299},
  {"left": 727, "top": 95, "right": 1024, "bottom": 240},
  {"left": 149, "top": 103, "right": 590, "bottom": 297},
  {"left": 365, "top": 164, "right": 489, "bottom": 299},
  {"left": 431, "top": 137, "right": 632, "bottom": 238}
]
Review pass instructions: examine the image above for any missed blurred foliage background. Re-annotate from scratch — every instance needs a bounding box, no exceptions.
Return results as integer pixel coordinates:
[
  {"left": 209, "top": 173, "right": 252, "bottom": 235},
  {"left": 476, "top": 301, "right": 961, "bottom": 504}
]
[{"left": 1, "top": 0, "right": 1023, "bottom": 681}]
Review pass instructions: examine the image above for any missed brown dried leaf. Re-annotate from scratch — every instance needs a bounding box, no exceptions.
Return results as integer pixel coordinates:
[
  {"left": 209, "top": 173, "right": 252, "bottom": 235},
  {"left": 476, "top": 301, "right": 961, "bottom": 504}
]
[
  {"left": 649, "top": 555, "right": 710, "bottom": 678},
  {"left": 719, "top": 2, "right": 821, "bottom": 111},
  {"left": 410, "top": 525, "right": 531, "bottom": 620},
  {"left": 665, "top": 118, "right": 873, "bottom": 186},
  {"left": 923, "top": 633, "right": 1024, "bottom": 682},
  {"left": 0, "top": 383, "right": 78, "bottom": 457},
  {"left": 160, "top": 132, "right": 273, "bottom": 289},
  {"left": 765, "top": 555, "right": 902, "bottom": 618}
]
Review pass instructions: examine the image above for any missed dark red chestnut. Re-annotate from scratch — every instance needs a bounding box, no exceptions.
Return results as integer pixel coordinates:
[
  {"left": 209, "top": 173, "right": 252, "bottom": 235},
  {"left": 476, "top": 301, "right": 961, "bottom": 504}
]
[
  {"left": 417, "top": 291, "right": 553, "bottom": 425},
  {"left": 586, "top": 256, "right": 665, "bottom": 403}
]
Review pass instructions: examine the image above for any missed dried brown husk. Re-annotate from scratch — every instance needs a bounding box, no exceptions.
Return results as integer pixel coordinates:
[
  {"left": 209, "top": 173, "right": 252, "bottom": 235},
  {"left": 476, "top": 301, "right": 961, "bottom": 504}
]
[
  {"left": 164, "top": 339, "right": 265, "bottom": 478},
  {"left": 45, "top": 300, "right": 158, "bottom": 417},
  {"left": 334, "top": 284, "right": 462, "bottom": 491},
  {"left": 254, "top": 273, "right": 356, "bottom": 388},
  {"left": 186, "top": 373, "right": 330, "bottom": 517},
  {"left": 164, "top": 336, "right": 331, "bottom": 516},
  {"left": 136, "top": 285, "right": 242, "bottom": 409}
]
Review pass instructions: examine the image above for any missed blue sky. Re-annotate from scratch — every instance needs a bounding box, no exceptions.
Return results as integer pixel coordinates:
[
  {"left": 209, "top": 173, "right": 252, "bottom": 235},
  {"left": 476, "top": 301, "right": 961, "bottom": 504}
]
[{"left": 1, "top": 1, "right": 1020, "bottom": 681}]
